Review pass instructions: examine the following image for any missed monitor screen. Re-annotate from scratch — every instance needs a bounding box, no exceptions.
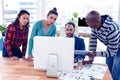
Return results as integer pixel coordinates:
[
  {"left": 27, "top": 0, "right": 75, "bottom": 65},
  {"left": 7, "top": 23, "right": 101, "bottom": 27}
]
[
  {"left": 78, "top": 18, "right": 88, "bottom": 27},
  {"left": 33, "top": 36, "right": 74, "bottom": 71}
]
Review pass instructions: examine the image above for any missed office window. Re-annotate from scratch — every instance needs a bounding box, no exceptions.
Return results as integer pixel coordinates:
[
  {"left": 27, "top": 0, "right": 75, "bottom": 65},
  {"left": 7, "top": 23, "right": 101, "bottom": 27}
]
[
  {"left": 3, "top": 0, "right": 38, "bottom": 26},
  {"left": 46, "top": 0, "right": 119, "bottom": 25}
]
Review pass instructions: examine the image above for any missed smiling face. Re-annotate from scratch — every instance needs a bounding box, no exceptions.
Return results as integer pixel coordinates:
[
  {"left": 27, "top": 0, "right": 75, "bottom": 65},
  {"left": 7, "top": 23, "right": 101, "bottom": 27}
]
[{"left": 19, "top": 13, "right": 30, "bottom": 27}]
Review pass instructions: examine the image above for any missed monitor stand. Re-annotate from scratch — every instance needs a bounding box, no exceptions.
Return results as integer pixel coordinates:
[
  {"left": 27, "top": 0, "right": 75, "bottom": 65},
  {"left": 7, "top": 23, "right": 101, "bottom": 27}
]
[{"left": 46, "top": 53, "right": 58, "bottom": 78}]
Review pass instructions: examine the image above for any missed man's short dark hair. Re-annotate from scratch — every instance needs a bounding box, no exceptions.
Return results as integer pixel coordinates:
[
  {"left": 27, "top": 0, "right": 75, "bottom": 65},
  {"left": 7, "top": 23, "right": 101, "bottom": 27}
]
[{"left": 65, "top": 22, "right": 75, "bottom": 29}]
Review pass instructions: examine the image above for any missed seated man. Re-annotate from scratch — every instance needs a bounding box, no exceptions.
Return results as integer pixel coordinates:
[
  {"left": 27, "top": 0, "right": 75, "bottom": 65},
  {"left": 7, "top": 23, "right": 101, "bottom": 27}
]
[{"left": 64, "top": 22, "right": 86, "bottom": 62}]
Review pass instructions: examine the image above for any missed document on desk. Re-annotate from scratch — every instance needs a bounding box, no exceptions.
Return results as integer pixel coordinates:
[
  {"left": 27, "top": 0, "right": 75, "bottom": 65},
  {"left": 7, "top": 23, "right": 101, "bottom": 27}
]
[
  {"left": 59, "top": 64, "right": 107, "bottom": 80},
  {"left": 59, "top": 70, "right": 92, "bottom": 80},
  {"left": 82, "top": 64, "right": 107, "bottom": 79}
]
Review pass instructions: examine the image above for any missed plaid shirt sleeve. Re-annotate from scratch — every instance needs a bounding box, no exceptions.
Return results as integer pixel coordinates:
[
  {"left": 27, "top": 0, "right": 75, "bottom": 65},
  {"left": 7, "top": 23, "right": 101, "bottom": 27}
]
[
  {"left": 4, "top": 25, "right": 14, "bottom": 55},
  {"left": 22, "top": 35, "right": 28, "bottom": 56},
  {"left": 21, "top": 28, "right": 29, "bottom": 56}
]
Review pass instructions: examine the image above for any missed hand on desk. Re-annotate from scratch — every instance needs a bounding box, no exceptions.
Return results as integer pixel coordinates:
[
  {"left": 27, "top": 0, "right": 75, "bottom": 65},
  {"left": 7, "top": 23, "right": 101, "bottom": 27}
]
[
  {"left": 10, "top": 56, "right": 26, "bottom": 61},
  {"left": 83, "top": 60, "right": 93, "bottom": 65},
  {"left": 85, "top": 51, "right": 96, "bottom": 58},
  {"left": 10, "top": 56, "right": 19, "bottom": 61},
  {"left": 26, "top": 55, "right": 33, "bottom": 61},
  {"left": 83, "top": 51, "right": 96, "bottom": 65}
]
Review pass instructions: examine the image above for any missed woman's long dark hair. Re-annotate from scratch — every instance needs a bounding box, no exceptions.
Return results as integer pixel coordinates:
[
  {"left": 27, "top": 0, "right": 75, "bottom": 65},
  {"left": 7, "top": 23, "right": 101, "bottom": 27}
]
[{"left": 12, "top": 10, "right": 30, "bottom": 27}]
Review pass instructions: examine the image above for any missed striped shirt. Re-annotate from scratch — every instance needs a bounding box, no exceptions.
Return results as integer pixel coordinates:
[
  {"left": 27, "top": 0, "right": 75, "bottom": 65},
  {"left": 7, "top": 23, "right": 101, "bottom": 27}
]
[
  {"left": 89, "top": 15, "right": 120, "bottom": 57},
  {"left": 3, "top": 24, "right": 29, "bottom": 56}
]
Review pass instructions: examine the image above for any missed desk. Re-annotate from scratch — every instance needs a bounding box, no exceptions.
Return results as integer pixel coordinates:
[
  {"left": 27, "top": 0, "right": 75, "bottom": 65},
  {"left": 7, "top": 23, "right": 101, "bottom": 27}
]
[
  {"left": 0, "top": 58, "right": 112, "bottom": 80},
  {"left": 78, "top": 33, "right": 90, "bottom": 37}
]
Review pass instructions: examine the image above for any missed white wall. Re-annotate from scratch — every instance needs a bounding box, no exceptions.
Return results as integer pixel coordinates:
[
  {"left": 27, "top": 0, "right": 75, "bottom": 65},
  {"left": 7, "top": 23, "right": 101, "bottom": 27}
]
[
  {"left": 0, "top": 0, "right": 3, "bottom": 24},
  {"left": 119, "top": 0, "right": 120, "bottom": 23}
]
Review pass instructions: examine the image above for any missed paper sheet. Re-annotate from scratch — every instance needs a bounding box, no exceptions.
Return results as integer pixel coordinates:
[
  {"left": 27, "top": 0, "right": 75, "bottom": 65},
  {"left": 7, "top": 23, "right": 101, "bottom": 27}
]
[{"left": 59, "top": 64, "right": 107, "bottom": 80}]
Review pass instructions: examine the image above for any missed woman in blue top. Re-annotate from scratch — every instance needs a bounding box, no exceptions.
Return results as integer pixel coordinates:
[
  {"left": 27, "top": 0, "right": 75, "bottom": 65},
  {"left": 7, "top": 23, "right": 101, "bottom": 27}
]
[{"left": 27, "top": 7, "right": 58, "bottom": 61}]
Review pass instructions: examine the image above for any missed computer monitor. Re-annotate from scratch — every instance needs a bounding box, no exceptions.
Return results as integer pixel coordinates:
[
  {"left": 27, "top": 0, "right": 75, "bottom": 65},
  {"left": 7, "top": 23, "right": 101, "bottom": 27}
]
[
  {"left": 33, "top": 36, "right": 74, "bottom": 72},
  {"left": 78, "top": 17, "right": 88, "bottom": 27}
]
